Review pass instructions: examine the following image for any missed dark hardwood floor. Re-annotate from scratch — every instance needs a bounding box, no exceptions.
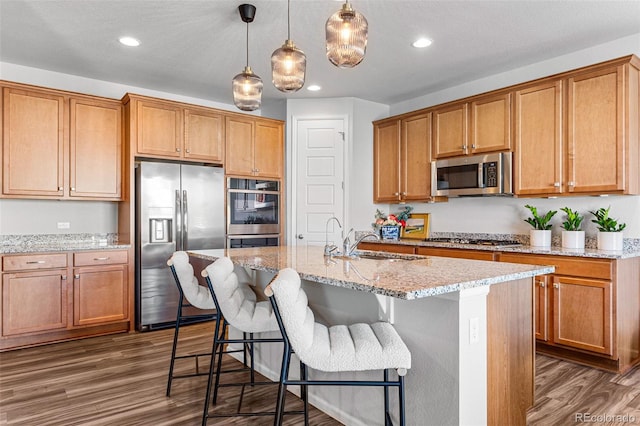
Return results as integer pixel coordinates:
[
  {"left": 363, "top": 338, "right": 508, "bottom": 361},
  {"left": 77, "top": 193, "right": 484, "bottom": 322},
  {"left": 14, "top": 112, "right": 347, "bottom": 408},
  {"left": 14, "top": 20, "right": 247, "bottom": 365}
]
[{"left": 1, "top": 323, "right": 639, "bottom": 425}]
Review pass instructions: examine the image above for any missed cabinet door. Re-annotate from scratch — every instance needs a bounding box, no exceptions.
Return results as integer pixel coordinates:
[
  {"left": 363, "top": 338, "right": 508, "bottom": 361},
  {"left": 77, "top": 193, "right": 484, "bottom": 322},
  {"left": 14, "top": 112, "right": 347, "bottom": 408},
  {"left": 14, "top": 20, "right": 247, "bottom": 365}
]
[
  {"left": 73, "top": 265, "right": 128, "bottom": 326},
  {"left": 225, "top": 115, "right": 255, "bottom": 176},
  {"left": 2, "top": 270, "right": 68, "bottom": 336},
  {"left": 432, "top": 103, "right": 467, "bottom": 158},
  {"left": 552, "top": 276, "right": 612, "bottom": 355},
  {"left": 184, "top": 108, "right": 224, "bottom": 163},
  {"left": 373, "top": 119, "right": 401, "bottom": 202},
  {"left": 135, "top": 99, "right": 183, "bottom": 157},
  {"left": 514, "top": 81, "right": 563, "bottom": 195},
  {"left": 2, "top": 87, "right": 65, "bottom": 196},
  {"left": 254, "top": 119, "right": 284, "bottom": 178},
  {"left": 470, "top": 93, "right": 511, "bottom": 154},
  {"left": 566, "top": 65, "right": 624, "bottom": 193},
  {"left": 401, "top": 113, "right": 432, "bottom": 201},
  {"left": 69, "top": 98, "right": 122, "bottom": 199},
  {"left": 534, "top": 275, "right": 550, "bottom": 342}
]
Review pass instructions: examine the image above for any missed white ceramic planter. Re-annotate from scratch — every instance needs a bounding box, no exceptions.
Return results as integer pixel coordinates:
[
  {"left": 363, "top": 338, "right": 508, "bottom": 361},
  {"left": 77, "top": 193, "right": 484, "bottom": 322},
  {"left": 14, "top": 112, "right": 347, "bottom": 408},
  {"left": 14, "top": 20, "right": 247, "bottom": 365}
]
[
  {"left": 597, "top": 231, "right": 624, "bottom": 251},
  {"left": 529, "top": 229, "right": 552, "bottom": 248},
  {"left": 561, "top": 230, "right": 585, "bottom": 249}
]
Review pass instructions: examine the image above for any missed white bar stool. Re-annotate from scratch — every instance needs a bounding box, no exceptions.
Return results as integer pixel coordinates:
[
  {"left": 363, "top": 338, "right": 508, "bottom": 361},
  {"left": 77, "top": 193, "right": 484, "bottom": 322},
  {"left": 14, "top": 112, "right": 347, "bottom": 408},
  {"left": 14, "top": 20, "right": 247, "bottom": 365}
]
[
  {"left": 201, "top": 257, "right": 305, "bottom": 425},
  {"left": 165, "top": 251, "right": 218, "bottom": 396},
  {"left": 266, "top": 267, "right": 412, "bottom": 426}
]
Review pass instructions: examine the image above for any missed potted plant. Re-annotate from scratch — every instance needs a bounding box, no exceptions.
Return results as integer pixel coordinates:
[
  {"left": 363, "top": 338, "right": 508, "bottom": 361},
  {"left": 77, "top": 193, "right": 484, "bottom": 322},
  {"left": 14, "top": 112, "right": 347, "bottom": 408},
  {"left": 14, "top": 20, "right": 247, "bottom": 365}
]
[
  {"left": 560, "top": 207, "right": 585, "bottom": 249},
  {"left": 590, "top": 206, "right": 626, "bottom": 251},
  {"left": 524, "top": 204, "right": 556, "bottom": 248}
]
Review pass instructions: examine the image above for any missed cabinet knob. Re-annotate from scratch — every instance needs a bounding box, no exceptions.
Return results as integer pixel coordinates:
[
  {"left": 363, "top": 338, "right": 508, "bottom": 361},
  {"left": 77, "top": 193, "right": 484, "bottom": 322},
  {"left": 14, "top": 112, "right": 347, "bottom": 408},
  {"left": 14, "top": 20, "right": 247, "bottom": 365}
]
[
  {"left": 297, "top": 234, "right": 304, "bottom": 240},
  {"left": 61, "top": 275, "right": 67, "bottom": 280},
  {"left": 538, "top": 281, "right": 545, "bottom": 288},
  {"left": 553, "top": 182, "right": 560, "bottom": 187},
  {"left": 462, "top": 145, "right": 467, "bottom": 150},
  {"left": 568, "top": 181, "right": 575, "bottom": 187},
  {"left": 58, "top": 186, "right": 64, "bottom": 191},
  {"left": 401, "top": 192, "right": 407, "bottom": 196},
  {"left": 74, "top": 274, "right": 80, "bottom": 279},
  {"left": 186, "top": 149, "right": 190, "bottom": 153},
  {"left": 553, "top": 283, "right": 559, "bottom": 289},
  {"left": 471, "top": 144, "right": 476, "bottom": 149},
  {"left": 393, "top": 192, "right": 399, "bottom": 196},
  {"left": 176, "top": 148, "right": 181, "bottom": 152},
  {"left": 70, "top": 187, "right": 75, "bottom": 191}
]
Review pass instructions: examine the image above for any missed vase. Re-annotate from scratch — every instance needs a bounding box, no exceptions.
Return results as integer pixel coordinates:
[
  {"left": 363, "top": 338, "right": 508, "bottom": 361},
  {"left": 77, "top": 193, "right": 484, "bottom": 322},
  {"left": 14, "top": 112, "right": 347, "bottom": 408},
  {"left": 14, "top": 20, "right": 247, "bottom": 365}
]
[
  {"left": 529, "top": 229, "right": 551, "bottom": 248},
  {"left": 597, "top": 231, "right": 623, "bottom": 251},
  {"left": 561, "top": 230, "right": 585, "bottom": 249},
  {"left": 380, "top": 225, "right": 400, "bottom": 241}
]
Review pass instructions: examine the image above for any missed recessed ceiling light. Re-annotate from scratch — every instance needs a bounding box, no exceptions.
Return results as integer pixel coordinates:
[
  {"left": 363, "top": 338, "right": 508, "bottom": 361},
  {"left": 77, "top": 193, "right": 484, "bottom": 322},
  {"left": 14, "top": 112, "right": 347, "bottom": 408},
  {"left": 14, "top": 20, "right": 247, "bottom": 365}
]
[
  {"left": 307, "top": 85, "right": 321, "bottom": 91},
  {"left": 412, "top": 38, "right": 432, "bottom": 48},
  {"left": 119, "top": 36, "right": 140, "bottom": 47}
]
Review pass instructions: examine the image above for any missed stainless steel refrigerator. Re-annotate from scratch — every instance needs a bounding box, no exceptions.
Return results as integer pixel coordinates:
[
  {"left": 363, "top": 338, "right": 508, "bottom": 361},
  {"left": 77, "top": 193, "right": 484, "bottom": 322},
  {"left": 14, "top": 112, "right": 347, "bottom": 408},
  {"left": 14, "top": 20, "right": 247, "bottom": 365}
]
[{"left": 135, "top": 161, "right": 224, "bottom": 330}]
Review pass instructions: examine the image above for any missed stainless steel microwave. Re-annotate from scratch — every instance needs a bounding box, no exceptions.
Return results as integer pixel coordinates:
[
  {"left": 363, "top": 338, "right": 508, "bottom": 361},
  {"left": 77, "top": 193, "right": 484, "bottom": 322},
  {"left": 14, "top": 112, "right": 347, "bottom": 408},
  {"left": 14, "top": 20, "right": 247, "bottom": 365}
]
[{"left": 431, "top": 152, "right": 513, "bottom": 197}]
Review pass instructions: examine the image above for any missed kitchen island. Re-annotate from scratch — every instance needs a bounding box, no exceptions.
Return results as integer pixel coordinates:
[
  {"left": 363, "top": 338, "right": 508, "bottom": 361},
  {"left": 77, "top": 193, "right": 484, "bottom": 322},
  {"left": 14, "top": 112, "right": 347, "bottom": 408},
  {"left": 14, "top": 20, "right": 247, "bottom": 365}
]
[{"left": 188, "top": 246, "right": 554, "bottom": 426}]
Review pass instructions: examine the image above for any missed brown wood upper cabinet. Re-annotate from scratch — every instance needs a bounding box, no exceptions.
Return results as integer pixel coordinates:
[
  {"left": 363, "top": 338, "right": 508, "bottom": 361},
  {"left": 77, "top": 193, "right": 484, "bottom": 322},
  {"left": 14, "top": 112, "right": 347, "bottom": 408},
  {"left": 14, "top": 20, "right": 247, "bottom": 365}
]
[
  {"left": 225, "top": 114, "right": 284, "bottom": 179},
  {"left": 124, "top": 94, "right": 224, "bottom": 164},
  {"left": 514, "top": 57, "right": 640, "bottom": 196},
  {"left": 2, "top": 83, "right": 123, "bottom": 200},
  {"left": 373, "top": 112, "right": 432, "bottom": 203},
  {"left": 432, "top": 92, "right": 511, "bottom": 159}
]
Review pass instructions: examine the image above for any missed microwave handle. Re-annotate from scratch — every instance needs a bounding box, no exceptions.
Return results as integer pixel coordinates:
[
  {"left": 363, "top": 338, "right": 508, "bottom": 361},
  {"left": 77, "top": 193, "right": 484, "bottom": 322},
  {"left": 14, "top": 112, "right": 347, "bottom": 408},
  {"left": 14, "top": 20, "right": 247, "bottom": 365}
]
[{"left": 477, "top": 164, "right": 484, "bottom": 188}]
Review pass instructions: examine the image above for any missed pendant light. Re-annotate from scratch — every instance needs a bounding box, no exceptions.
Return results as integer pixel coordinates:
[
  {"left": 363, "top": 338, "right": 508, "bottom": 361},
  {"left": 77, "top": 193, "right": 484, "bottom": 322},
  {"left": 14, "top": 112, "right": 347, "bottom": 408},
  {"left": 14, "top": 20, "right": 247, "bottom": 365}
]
[
  {"left": 271, "top": 0, "right": 306, "bottom": 92},
  {"left": 325, "top": 0, "right": 368, "bottom": 68},
  {"left": 232, "top": 4, "right": 263, "bottom": 111}
]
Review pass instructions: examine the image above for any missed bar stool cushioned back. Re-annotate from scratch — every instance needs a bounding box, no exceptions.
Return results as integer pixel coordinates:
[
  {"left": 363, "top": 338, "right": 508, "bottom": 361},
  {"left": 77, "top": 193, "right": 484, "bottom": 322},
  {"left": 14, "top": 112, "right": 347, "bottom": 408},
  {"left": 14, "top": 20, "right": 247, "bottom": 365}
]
[
  {"left": 269, "top": 267, "right": 411, "bottom": 372},
  {"left": 170, "top": 251, "right": 215, "bottom": 309},
  {"left": 204, "top": 257, "right": 276, "bottom": 333}
]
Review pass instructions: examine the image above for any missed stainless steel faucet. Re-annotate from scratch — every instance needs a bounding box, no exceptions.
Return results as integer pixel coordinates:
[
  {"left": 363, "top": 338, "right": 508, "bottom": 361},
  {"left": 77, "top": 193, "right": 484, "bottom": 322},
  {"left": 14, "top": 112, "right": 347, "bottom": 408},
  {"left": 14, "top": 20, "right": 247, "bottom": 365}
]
[
  {"left": 342, "top": 229, "right": 381, "bottom": 257},
  {"left": 324, "top": 216, "right": 342, "bottom": 256}
]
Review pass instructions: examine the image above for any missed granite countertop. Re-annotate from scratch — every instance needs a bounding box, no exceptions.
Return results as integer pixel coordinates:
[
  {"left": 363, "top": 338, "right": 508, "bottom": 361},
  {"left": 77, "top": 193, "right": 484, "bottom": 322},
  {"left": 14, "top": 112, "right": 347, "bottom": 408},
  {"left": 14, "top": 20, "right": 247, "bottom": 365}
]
[
  {"left": 360, "top": 238, "right": 640, "bottom": 260},
  {"left": 0, "top": 234, "right": 130, "bottom": 254},
  {"left": 188, "top": 246, "right": 553, "bottom": 300}
]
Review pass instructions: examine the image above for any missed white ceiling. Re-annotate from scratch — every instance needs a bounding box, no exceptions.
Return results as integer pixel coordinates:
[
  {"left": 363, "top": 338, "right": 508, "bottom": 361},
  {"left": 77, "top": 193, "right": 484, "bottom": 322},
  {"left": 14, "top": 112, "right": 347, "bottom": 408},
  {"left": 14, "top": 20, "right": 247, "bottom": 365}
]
[{"left": 1, "top": 0, "right": 639, "bottom": 108}]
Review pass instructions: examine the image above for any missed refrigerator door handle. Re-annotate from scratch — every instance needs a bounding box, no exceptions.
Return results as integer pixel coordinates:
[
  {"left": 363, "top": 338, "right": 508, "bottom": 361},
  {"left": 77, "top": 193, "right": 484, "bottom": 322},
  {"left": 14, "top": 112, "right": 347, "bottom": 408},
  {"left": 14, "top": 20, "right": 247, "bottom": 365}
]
[
  {"left": 182, "top": 190, "right": 189, "bottom": 250},
  {"left": 175, "top": 189, "right": 182, "bottom": 251}
]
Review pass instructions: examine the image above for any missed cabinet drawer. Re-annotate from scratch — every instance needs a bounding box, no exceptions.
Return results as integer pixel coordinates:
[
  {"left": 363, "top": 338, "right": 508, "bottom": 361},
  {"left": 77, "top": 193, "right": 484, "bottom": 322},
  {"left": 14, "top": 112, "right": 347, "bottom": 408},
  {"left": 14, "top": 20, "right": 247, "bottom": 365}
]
[
  {"left": 2, "top": 253, "right": 68, "bottom": 272},
  {"left": 74, "top": 250, "right": 128, "bottom": 267},
  {"left": 498, "top": 253, "right": 612, "bottom": 280}
]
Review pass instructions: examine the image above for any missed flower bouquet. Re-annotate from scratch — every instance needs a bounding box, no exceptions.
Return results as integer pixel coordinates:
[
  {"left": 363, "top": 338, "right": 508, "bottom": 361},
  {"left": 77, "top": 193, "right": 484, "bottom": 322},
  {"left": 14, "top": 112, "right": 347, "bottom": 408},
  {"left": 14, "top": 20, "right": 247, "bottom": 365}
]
[{"left": 372, "top": 206, "right": 413, "bottom": 240}]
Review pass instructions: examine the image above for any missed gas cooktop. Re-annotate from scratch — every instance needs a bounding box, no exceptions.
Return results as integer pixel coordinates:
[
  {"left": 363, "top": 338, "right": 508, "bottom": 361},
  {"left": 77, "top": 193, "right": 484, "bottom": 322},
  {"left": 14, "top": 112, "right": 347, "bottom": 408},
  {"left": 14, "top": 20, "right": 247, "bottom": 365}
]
[{"left": 426, "top": 238, "right": 522, "bottom": 247}]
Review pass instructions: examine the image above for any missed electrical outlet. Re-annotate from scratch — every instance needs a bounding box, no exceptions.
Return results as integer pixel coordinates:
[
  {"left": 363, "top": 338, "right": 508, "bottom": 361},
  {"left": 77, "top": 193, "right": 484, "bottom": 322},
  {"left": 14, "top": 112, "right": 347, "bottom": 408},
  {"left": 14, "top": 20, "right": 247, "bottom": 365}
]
[
  {"left": 57, "top": 222, "right": 70, "bottom": 229},
  {"left": 469, "top": 317, "right": 479, "bottom": 344}
]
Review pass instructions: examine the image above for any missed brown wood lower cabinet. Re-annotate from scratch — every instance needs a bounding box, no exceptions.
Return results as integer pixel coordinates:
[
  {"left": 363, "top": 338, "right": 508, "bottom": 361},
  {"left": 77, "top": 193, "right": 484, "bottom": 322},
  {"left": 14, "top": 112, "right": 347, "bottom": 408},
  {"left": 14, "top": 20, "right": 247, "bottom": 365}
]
[
  {"left": 357, "top": 242, "right": 640, "bottom": 373},
  {"left": 2, "top": 269, "right": 68, "bottom": 336},
  {"left": 1, "top": 250, "right": 131, "bottom": 351},
  {"left": 499, "top": 252, "right": 639, "bottom": 373}
]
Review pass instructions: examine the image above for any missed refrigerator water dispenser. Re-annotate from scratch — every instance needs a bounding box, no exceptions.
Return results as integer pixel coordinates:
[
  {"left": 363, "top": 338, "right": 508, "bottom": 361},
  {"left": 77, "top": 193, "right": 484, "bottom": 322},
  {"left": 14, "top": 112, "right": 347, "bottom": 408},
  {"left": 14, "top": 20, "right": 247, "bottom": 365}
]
[{"left": 150, "top": 218, "right": 172, "bottom": 243}]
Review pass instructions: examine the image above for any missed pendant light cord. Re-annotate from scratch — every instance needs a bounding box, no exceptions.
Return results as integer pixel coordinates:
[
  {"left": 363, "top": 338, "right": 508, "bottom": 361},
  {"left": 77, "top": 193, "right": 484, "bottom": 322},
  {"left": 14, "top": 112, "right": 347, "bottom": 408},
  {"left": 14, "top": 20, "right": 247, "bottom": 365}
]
[
  {"left": 287, "top": 0, "right": 291, "bottom": 40},
  {"left": 245, "top": 22, "right": 249, "bottom": 68}
]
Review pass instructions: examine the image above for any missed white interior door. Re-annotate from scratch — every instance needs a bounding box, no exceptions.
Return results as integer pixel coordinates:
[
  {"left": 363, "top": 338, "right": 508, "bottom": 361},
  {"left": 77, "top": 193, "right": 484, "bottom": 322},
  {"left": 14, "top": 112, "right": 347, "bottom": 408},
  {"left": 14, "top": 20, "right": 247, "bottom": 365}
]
[{"left": 295, "top": 118, "right": 345, "bottom": 248}]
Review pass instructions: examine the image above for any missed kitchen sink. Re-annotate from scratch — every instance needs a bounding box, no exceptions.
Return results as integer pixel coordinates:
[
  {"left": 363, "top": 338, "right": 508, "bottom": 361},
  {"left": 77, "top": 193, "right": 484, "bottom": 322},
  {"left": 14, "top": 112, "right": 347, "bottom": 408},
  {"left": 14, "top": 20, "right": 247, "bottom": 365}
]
[{"left": 332, "top": 252, "right": 424, "bottom": 261}]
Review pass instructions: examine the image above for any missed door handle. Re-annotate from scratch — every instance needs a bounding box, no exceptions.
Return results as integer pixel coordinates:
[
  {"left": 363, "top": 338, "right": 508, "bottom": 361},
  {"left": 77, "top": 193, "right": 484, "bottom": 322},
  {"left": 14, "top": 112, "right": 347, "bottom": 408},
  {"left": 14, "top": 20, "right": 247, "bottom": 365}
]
[
  {"left": 175, "top": 190, "right": 182, "bottom": 251},
  {"left": 182, "top": 190, "right": 189, "bottom": 250},
  {"left": 297, "top": 234, "right": 304, "bottom": 239}
]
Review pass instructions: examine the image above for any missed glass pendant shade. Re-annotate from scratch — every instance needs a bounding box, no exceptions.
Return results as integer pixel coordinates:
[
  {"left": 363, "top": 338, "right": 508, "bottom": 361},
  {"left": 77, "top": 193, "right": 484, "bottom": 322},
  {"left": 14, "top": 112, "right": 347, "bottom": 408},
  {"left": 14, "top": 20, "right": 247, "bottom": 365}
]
[
  {"left": 232, "top": 66, "right": 263, "bottom": 111},
  {"left": 326, "top": 1, "right": 368, "bottom": 68},
  {"left": 233, "top": 4, "right": 261, "bottom": 111},
  {"left": 271, "top": 40, "right": 306, "bottom": 92}
]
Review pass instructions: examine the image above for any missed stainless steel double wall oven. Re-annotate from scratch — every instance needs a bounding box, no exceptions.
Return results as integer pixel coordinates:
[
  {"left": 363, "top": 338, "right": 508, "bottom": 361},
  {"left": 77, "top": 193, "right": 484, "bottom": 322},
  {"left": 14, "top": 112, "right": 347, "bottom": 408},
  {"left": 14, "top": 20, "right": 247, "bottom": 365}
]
[{"left": 226, "top": 177, "right": 281, "bottom": 248}]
